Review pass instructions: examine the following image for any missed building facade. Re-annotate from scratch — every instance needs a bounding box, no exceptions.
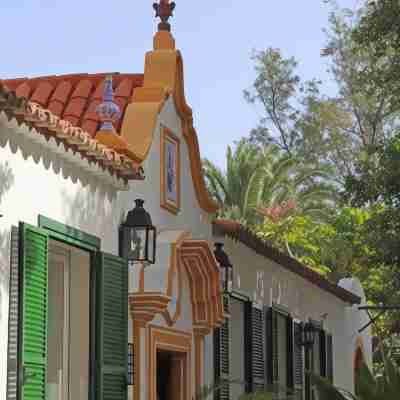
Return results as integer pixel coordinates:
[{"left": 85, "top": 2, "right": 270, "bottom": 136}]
[{"left": 0, "top": 3, "right": 371, "bottom": 400}]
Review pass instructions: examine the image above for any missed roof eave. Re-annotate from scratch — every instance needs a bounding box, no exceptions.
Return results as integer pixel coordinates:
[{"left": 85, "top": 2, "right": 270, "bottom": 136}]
[{"left": 212, "top": 219, "right": 361, "bottom": 305}]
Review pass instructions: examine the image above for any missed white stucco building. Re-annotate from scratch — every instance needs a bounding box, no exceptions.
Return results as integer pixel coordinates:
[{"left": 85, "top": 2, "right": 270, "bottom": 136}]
[{"left": 0, "top": 4, "right": 371, "bottom": 400}]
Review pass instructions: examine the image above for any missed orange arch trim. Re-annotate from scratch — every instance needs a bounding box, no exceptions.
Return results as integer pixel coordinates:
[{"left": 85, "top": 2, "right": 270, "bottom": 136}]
[{"left": 179, "top": 240, "right": 225, "bottom": 330}]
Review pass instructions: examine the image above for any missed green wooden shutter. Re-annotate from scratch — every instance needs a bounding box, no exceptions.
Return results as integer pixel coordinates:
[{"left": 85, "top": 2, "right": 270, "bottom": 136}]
[
  {"left": 18, "top": 223, "right": 49, "bottom": 400},
  {"left": 319, "top": 330, "right": 327, "bottom": 377},
  {"left": 265, "top": 308, "right": 273, "bottom": 385},
  {"left": 286, "top": 316, "right": 294, "bottom": 390},
  {"left": 272, "top": 310, "right": 279, "bottom": 385},
  {"left": 7, "top": 226, "right": 20, "bottom": 400},
  {"left": 293, "top": 322, "right": 304, "bottom": 400},
  {"left": 96, "top": 252, "right": 128, "bottom": 400},
  {"left": 244, "top": 301, "right": 252, "bottom": 394},
  {"left": 213, "top": 318, "right": 230, "bottom": 400},
  {"left": 248, "top": 303, "right": 265, "bottom": 393},
  {"left": 305, "top": 347, "right": 312, "bottom": 400},
  {"left": 266, "top": 308, "right": 279, "bottom": 387},
  {"left": 326, "top": 334, "right": 333, "bottom": 383}
]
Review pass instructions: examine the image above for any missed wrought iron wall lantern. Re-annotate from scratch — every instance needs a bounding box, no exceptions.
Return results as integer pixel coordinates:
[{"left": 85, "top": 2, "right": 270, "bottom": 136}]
[
  {"left": 214, "top": 242, "right": 233, "bottom": 294},
  {"left": 298, "top": 321, "right": 318, "bottom": 348},
  {"left": 119, "top": 199, "right": 157, "bottom": 265}
]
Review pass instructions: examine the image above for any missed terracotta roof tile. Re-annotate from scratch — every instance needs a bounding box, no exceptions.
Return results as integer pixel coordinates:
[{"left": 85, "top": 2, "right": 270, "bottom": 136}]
[
  {"left": 30, "top": 81, "right": 54, "bottom": 107},
  {"left": 0, "top": 81, "right": 145, "bottom": 185},
  {"left": 15, "top": 82, "right": 32, "bottom": 98},
  {"left": 63, "top": 79, "right": 93, "bottom": 126},
  {"left": 1, "top": 73, "right": 144, "bottom": 135},
  {"left": 47, "top": 81, "right": 73, "bottom": 115}
]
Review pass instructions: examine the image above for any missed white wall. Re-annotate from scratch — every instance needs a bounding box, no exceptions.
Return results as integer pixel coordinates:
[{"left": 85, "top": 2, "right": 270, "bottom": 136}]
[
  {"left": 339, "top": 278, "right": 373, "bottom": 369},
  {"left": 0, "top": 97, "right": 213, "bottom": 400},
  {"left": 217, "top": 236, "right": 371, "bottom": 394}
]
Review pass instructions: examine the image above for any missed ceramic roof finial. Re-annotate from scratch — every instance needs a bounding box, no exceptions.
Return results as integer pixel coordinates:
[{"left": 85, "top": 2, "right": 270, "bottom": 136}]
[
  {"left": 153, "top": 0, "right": 176, "bottom": 32},
  {"left": 96, "top": 75, "right": 121, "bottom": 132}
]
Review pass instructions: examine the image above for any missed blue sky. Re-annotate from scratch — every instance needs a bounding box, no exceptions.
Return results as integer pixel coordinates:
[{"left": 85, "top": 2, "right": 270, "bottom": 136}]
[{"left": 0, "top": 0, "right": 361, "bottom": 169}]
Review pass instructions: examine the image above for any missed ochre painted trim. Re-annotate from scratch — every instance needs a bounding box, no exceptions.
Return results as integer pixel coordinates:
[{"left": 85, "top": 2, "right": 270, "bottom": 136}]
[
  {"left": 129, "top": 237, "right": 223, "bottom": 330},
  {"left": 194, "top": 334, "right": 204, "bottom": 396},
  {"left": 129, "top": 293, "right": 171, "bottom": 325},
  {"left": 120, "top": 87, "right": 169, "bottom": 163},
  {"left": 148, "top": 325, "right": 192, "bottom": 400},
  {"left": 163, "top": 231, "right": 191, "bottom": 325},
  {"left": 160, "top": 126, "right": 181, "bottom": 214},
  {"left": 119, "top": 31, "right": 218, "bottom": 214},
  {"left": 179, "top": 240, "right": 225, "bottom": 330},
  {"left": 138, "top": 262, "right": 146, "bottom": 292},
  {"left": 133, "top": 321, "right": 141, "bottom": 400},
  {"left": 173, "top": 51, "right": 218, "bottom": 214}
]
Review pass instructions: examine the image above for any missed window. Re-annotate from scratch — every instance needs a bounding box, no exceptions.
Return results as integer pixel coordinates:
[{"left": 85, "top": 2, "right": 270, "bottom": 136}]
[
  {"left": 230, "top": 297, "right": 246, "bottom": 400},
  {"left": 128, "top": 343, "right": 134, "bottom": 386},
  {"left": 266, "top": 307, "right": 294, "bottom": 398},
  {"left": 47, "top": 241, "right": 90, "bottom": 400},
  {"left": 6, "top": 218, "right": 129, "bottom": 400}
]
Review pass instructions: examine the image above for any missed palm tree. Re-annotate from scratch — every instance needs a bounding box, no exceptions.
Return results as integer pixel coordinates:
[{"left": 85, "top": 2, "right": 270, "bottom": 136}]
[
  {"left": 203, "top": 139, "right": 335, "bottom": 224},
  {"left": 203, "top": 140, "right": 267, "bottom": 223}
]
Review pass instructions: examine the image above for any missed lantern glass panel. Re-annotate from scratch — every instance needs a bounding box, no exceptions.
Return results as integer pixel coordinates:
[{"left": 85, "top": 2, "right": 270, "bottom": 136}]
[
  {"left": 129, "top": 227, "right": 147, "bottom": 261},
  {"left": 146, "top": 227, "right": 156, "bottom": 264}
]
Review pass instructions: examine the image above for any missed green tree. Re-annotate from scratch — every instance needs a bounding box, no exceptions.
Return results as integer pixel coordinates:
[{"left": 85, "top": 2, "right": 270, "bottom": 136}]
[
  {"left": 203, "top": 140, "right": 334, "bottom": 224},
  {"left": 244, "top": 1, "right": 400, "bottom": 187},
  {"left": 254, "top": 205, "right": 400, "bottom": 313},
  {"left": 353, "top": 0, "right": 400, "bottom": 108},
  {"left": 203, "top": 139, "right": 267, "bottom": 223}
]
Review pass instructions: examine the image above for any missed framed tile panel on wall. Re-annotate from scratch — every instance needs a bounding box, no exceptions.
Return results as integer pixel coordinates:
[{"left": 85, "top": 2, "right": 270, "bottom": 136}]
[{"left": 160, "top": 126, "right": 181, "bottom": 214}]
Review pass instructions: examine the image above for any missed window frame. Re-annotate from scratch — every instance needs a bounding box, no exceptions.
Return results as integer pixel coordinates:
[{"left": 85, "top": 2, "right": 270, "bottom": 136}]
[
  {"left": 38, "top": 215, "right": 101, "bottom": 400},
  {"left": 229, "top": 291, "right": 250, "bottom": 397},
  {"left": 266, "top": 304, "right": 294, "bottom": 396}
]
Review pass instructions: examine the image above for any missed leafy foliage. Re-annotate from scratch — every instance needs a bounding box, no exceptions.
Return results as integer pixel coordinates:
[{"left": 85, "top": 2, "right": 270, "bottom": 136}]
[
  {"left": 353, "top": 0, "right": 400, "bottom": 108},
  {"left": 203, "top": 140, "right": 335, "bottom": 224},
  {"left": 202, "top": 0, "right": 400, "bottom": 339},
  {"left": 312, "top": 347, "right": 400, "bottom": 400},
  {"left": 244, "top": 1, "right": 400, "bottom": 187}
]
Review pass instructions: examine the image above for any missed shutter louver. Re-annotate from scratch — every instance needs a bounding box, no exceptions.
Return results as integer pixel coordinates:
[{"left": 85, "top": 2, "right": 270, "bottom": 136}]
[
  {"left": 6, "top": 226, "right": 19, "bottom": 400},
  {"left": 287, "top": 316, "right": 294, "bottom": 390},
  {"left": 320, "top": 331, "right": 327, "bottom": 377},
  {"left": 293, "top": 322, "right": 304, "bottom": 400},
  {"left": 127, "top": 344, "right": 134, "bottom": 386},
  {"left": 18, "top": 223, "right": 49, "bottom": 400},
  {"left": 327, "top": 334, "right": 333, "bottom": 383},
  {"left": 266, "top": 308, "right": 272, "bottom": 385},
  {"left": 305, "top": 348, "right": 312, "bottom": 400},
  {"left": 96, "top": 252, "right": 128, "bottom": 400},
  {"left": 214, "top": 318, "right": 230, "bottom": 400},
  {"left": 272, "top": 310, "right": 279, "bottom": 384},
  {"left": 247, "top": 303, "right": 265, "bottom": 393},
  {"left": 266, "top": 308, "right": 278, "bottom": 387}
]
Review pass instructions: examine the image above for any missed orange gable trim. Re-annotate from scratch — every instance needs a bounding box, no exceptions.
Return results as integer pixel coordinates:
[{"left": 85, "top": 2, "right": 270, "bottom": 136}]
[{"left": 120, "top": 31, "right": 218, "bottom": 213}]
